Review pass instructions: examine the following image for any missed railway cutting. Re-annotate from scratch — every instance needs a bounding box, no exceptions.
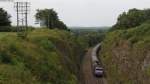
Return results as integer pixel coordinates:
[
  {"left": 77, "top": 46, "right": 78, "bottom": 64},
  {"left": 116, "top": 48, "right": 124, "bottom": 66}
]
[{"left": 81, "top": 46, "right": 107, "bottom": 84}]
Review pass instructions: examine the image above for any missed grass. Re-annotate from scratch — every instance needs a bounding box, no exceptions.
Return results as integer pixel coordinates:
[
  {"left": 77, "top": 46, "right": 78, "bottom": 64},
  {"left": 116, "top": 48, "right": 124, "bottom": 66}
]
[
  {"left": 0, "top": 28, "right": 87, "bottom": 84},
  {"left": 0, "top": 32, "right": 15, "bottom": 39}
]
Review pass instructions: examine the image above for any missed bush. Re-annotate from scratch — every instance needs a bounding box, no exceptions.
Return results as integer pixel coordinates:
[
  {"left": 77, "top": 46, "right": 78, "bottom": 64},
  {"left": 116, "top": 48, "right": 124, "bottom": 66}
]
[{"left": 0, "top": 26, "right": 11, "bottom": 32}]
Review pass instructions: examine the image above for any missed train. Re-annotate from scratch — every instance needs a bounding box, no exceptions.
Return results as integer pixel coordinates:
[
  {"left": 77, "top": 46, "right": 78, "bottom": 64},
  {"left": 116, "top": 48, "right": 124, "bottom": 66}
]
[{"left": 91, "top": 43, "right": 104, "bottom": 77}]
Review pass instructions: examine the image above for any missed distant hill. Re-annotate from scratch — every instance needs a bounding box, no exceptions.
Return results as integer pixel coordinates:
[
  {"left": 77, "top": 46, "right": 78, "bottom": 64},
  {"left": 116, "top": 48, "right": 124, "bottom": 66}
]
[
  {"left": 70, "top": 27, "right": 110, "bottom": 32},
  {"left": 69, "top": 26, "right": 110, "bottom": 29}
]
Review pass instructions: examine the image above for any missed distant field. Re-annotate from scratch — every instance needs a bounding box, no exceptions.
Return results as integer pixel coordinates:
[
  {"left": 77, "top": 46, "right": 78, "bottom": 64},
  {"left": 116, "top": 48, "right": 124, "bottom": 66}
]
[{"left": 0, "top": 32, "right": 16, "bottom": 39}]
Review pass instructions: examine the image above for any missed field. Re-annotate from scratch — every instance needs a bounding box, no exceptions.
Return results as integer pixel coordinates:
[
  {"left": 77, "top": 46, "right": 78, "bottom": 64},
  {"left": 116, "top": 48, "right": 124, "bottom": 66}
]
[{"left": 0, "top": 32, "right": 15, "bottom": 39}]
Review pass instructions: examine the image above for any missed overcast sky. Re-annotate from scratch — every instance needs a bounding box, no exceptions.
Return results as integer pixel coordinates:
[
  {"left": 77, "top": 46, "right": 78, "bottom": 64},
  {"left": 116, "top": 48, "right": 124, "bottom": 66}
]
[{"left": 0, "top": 0, "right": 150, "bottom": 27}]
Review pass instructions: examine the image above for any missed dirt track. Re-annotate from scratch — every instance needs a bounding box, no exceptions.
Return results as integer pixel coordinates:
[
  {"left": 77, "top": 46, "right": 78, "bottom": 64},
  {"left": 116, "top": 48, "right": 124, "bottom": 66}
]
[{"left": 81, "top": 48, "right": 107, "bottom": 84}]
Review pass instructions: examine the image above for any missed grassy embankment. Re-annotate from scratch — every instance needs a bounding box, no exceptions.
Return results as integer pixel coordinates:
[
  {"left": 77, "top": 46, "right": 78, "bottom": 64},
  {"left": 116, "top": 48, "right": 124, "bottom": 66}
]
[
  {"left": 100, "top": 22, "right": 150, "bottom": 84},
  {"left": 0, "top": 28, "right": 87, "bottom": 84}
]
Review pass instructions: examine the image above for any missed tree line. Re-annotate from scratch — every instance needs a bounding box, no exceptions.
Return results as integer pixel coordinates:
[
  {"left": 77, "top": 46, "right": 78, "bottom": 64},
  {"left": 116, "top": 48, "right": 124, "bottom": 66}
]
[
  {"left": 111, "top": 8, "right": 150, "bottom": 30},
  {"left": 0, "top": 8, "right": 68, "bottom": 32}
]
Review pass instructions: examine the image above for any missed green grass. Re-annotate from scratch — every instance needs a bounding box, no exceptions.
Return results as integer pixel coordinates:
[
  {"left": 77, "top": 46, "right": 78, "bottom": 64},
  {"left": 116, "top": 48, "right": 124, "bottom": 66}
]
[
  {"left": 0, "top": 32, "right": 15, "bottom": 39},
  {"left": 0, "top": 28, "right": 87, "bottom": 84}
]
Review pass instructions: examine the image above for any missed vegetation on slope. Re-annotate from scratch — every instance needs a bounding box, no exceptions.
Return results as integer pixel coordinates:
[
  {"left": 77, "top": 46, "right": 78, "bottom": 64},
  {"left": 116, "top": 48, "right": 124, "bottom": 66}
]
[
  {"left": 0, "top": 28, "right": 87, "bottom": 84},
  {"left": 71, "top": 28, "right": 107, "bottom": 47},
  {"left": 100, "top": 22, "right": 150, "bottom": 84}
]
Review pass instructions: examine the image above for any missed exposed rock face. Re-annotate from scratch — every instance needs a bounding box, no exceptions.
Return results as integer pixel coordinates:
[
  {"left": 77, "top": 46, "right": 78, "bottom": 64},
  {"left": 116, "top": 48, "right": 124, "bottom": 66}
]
[{"left": 100, "top": 25, "right": 150, "bottom": 84}]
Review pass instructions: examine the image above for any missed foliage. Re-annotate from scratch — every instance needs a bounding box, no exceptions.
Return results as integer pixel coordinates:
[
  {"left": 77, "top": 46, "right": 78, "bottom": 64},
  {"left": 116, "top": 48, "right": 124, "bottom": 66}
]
[
  {"left": 101, "top": 22, "right": 150, "bottom": 84},
  {"left": 0, "top": 26, "right": 11, "bottom": 32},
  {"left": 35, "top": 9, "right": 68, "bottom": 30},
  {"left": 0, "top": 8, "right": 11, "bottom": 32},
  {"left": 0, "top": 29, "right": 87, "bottom": 84},
  {"left": 111, "top": 8, "right": 150, "bottom": 30},
  {"left": 0, "top": 8, "right": 11, "bottom": 26}
]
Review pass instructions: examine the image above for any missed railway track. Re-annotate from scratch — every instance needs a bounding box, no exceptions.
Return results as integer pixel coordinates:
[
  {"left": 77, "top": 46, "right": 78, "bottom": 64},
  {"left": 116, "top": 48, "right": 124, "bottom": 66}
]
[{"left": 81, "top": 47, "right": 107, "bottom": 84}]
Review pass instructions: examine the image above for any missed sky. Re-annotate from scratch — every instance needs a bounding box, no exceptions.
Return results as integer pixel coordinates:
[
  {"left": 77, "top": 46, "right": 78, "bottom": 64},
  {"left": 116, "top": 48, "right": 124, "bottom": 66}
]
[{"left": 0, "top": 0, "right": 150, "bottom": 27}]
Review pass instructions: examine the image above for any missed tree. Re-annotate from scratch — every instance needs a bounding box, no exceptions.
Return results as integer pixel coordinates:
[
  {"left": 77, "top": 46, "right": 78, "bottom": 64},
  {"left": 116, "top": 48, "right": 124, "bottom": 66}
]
[
  {"left": 35, "top": 9, "right": 68, "bottom": 30},
  {"left": 0, "top": 8, "right": 11, "bottom": 26},
  {"left": 0, "top": 8, "right": 11, "bottom": 31},
  {"left": 111, "top": 8, "right": 150, "bottom": 30}
]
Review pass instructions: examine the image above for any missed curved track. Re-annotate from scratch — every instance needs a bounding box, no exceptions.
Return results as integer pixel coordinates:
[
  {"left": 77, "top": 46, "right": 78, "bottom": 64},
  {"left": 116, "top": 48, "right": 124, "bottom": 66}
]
[{"left": 81, "top": 48, "right": 107, "bottom": 84}]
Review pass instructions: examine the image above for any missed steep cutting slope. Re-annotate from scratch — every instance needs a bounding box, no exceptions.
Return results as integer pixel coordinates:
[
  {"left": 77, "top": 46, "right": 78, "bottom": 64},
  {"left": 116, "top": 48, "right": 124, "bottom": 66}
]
[
  {"left": 0, "top": 29, "right": 87, "bottom": 84},
  {"left": 100, "top": 23, "right": 150, "bottom": 84}
]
